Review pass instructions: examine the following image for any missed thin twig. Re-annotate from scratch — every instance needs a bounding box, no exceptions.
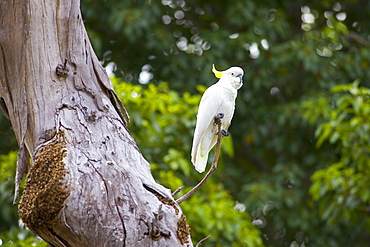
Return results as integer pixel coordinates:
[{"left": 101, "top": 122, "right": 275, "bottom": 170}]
[
  {"left": 195, "top": 235, "right": 211, "bottom": 247},
  {"left": 176, "top": 119, "right": 223, "bottom": 204},
  {"left": 172, "top": 186, "right": 184, "bottom": 196}
]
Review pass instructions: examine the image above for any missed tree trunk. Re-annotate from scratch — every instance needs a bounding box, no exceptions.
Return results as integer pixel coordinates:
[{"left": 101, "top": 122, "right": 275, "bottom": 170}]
[{"left": 0, "top": 1, "right": 192, "bottom": 246}]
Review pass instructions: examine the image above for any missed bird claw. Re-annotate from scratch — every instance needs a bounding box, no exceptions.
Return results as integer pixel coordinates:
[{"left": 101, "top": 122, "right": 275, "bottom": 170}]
[
  {"left": 214, "top": 113, "right": 224, "bottom": 125},
  {"left": 221, "top": 130, "right": 229, "bottom": 137},
  {"left": 215, "top": 113, "right": 224, "bottom": 119},
  {"left": 215, "top": 129, "right": 229, "bottom": 137}
]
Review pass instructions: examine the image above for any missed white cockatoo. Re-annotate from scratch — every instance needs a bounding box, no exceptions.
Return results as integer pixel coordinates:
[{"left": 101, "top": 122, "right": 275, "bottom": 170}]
[{"left": 191, "top": 64, "right": 244, "bottom": 173}]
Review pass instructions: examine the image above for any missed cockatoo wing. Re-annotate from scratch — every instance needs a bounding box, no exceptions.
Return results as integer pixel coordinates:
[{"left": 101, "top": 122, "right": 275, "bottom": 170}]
[{"left": 191, "top": 84, "right": 222, "bottom": 173}]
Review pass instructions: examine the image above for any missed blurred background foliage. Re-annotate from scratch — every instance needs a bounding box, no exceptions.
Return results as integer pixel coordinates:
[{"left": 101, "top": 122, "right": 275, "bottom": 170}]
[{"left": 1, "top": 0, "right": 370, "bottom": 246}]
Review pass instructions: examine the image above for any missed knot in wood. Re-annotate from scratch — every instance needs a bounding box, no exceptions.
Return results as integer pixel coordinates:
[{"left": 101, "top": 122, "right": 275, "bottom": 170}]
[{"left": 56, "top": 59, "right": 69, "bottom": 77}]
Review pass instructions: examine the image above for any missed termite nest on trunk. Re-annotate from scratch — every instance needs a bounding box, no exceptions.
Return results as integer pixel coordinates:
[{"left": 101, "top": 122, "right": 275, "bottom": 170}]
[
  {"left": 153, "top": 192, "right": 190, "bottom": 244},
  {"left": 18, "top": 131, "right": 69, "bottom": 231},
  {"left": 177, "top": 214, "right": 190, "bottom": 244},
  {"left": 143, "top": 184, "right": 190, "bottom": 244}
]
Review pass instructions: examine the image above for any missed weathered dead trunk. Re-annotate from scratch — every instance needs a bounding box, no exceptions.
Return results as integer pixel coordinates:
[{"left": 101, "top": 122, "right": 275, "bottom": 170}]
[{"left": 0, "top": 0, "right": 191, "bottom": 246}]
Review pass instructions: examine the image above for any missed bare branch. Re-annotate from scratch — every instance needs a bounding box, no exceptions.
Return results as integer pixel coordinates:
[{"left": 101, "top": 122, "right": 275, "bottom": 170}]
[
  {"left": 195, "top": 235, "right": 211, "bottom": 247},
  {"left": 176, "top": 118, "right": 223, "bottom": 204},
  {"left": 172, "top": 186, "right": 185, "bottom": 196},
  {"left": 348, "top": 31, "right": 370, "bottom": 47}
]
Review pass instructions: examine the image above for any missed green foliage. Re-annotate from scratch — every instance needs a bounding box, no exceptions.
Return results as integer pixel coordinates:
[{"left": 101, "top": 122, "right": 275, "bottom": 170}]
[
  {"left": 113, "top": 79, "right": 263, "bottom": 246},
  {"left": 0, "top": 114, "right": 17, "bottom": 155},
  {"left": 0, "top": 152, "right": 46, "bottom": 246},
  {"left": 303, "top": 81, "right": 370, "bottom": 228},
  {"left": 81, "top": 0, "right": 370, "bottom": 93},
  {"left": 113, "top": 78, "right": 201, "bottom": 175},
  {"left": 0, "top": 152, "right": 20, "bottom": 232},
  {"left": 181, "top": 181, "right": 263, "bottom": 247},
  {"left": 0, "top": 227, "right": 46, "bottom": 247}
]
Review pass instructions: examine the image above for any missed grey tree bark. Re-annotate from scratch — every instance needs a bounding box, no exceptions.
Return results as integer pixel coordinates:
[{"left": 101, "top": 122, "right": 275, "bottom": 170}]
[{"left": 0, "top": 0, "right": 192, "bottom": 246}]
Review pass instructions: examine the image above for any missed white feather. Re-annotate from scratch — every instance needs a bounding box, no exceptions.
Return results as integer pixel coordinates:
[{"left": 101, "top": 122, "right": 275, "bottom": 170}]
[{"left": 191, "top": 66, "right": 244, "bottom": 173}]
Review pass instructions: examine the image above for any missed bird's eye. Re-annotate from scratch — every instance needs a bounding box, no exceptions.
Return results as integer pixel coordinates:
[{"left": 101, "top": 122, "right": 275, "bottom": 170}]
[{"left": 231, "top": 72, "right": 235, "bottom": 76}]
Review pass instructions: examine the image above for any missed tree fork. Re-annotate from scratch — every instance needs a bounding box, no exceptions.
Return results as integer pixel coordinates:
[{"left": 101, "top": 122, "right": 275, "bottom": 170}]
[{"left": 0, "top": 0, "right": 191, "bottom": 246}]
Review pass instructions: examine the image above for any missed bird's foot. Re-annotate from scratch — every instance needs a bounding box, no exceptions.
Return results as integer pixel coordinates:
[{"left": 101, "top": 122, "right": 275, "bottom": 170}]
[
  {"left": 214, "top": 113, "right": 224, "bottom": 125},
  {"left": 215, "top": 129, "right": 229, "bottom": 137},
  {"left": 215, "top": 113, "right": 224, "bottom": 119},
  {"left": 221, "top": 130, "right": 229, "bottom": 137}
]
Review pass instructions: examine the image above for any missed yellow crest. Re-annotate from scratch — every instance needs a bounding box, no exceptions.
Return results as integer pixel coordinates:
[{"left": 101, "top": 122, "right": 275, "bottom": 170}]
[{"left": 212, "top": 64, "right": 223, "bottom": 78}]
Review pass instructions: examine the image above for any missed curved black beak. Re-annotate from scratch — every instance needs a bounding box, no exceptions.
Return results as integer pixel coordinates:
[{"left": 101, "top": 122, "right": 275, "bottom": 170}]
[{"left": 237, "top": 75, "right": 243, "bottom": 84}]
